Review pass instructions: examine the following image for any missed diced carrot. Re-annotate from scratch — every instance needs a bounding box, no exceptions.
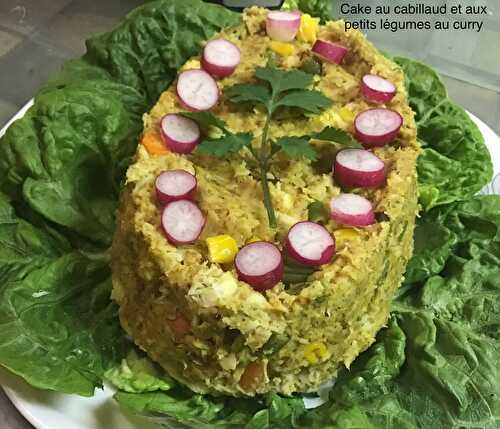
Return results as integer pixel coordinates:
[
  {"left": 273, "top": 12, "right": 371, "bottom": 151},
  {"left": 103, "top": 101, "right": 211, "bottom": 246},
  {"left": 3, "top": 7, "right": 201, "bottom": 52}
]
[
  {"left": 141, "top": 132, "right": 169, "bottom": 155},
  {"left": 168, "top": 314, "right": 191, "bottom": 339},
  {"left": 239, "top": 361, "right": 265, "bottom": 391}
]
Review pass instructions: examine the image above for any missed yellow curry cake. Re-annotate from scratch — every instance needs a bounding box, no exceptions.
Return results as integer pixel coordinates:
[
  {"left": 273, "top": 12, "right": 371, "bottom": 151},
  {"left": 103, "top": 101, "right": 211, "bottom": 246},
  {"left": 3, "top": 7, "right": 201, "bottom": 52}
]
[{"left": 111, "top": 7, "right": 419, "bottom": 397}]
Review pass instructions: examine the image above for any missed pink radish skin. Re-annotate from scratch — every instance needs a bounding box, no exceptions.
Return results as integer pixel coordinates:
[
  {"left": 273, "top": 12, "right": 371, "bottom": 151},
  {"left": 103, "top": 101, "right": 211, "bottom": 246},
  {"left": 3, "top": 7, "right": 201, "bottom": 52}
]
[
  {"left": 361, "top": 74, "right": 396, "bottom": 104},
  {"left": 334, "top": 149, "right": 386, "bottom": 188},
  {"left": 160, "top": 114, "right": 201, "bottom": 154},
  {"left": 354, "top": 108, "right": 403, "bottom": 147},
  {"left": 176, "top": 69, "right": 219, "bottom": 112},
  {"left": 202, "top": 39, "right": 241, "bottom": 79},
  {"left": 155, "top": 170, "right": 197, "bottom": 205},
  {"left": 286, "top": 221, "right": 336, "bottom": 267},
  {"left": 330, "top": 193, "right": 375, "bottom": 227},
  {"left": 266, "top": 10, "right": 301, "bottom": 42},
  {"left": 161, "top": 200, "right": 206, "bottom": 245},
  {"left": 312, "top": 39, "right": 348, "bottom": 64},
  {"left": 235, "top": 241, "right": 284, "bottom": 292}
]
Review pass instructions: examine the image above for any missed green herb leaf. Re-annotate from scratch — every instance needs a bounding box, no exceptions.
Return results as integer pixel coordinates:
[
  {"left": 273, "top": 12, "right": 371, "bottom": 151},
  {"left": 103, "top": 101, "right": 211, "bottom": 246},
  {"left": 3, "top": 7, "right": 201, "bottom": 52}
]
[
  {"left": 180, "top": 111, "right": 226, "bottom": 130},
  {"left": 274, "top": 136, "right": 317, "bottom": 160},
  {"left": 307, "top": 200, "right": 330, "bottom": 224},
  {"left": 276, "top": 90, "right": 332, "bottom": 113},
  {"left": 255, "top": 66, "right": 314, "bottom": 94},
  {"left": 415, "top": 102, "right": 492, "bottom": 210},
  {"left": 196, "top": 132, "right": 253, "bottom": 156},
  {"left": 224, "top": 84, "right": 271, "bottom": 105},
  {"left": 312, "top": 126, "right": 362, "bottom": 148}
]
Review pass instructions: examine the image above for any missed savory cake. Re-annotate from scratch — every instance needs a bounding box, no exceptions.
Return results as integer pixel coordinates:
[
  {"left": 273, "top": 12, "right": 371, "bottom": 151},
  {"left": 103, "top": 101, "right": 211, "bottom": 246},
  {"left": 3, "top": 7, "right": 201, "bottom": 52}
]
[{"left": 111, "top": 7, "right": 419, "bottom": 396}]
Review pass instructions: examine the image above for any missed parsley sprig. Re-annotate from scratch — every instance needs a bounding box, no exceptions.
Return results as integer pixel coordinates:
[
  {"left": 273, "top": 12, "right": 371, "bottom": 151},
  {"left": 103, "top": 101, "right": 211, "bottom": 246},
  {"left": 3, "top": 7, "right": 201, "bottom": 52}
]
[{"left": 182, "top": 66, "right": 359, "bottom": 228}]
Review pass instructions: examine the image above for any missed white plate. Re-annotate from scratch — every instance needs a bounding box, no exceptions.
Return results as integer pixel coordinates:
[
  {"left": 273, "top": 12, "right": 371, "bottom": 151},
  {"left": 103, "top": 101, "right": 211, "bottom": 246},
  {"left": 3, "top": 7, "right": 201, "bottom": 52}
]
[{"left": 0, "top": 101, "right": 499, "bottom": 429}]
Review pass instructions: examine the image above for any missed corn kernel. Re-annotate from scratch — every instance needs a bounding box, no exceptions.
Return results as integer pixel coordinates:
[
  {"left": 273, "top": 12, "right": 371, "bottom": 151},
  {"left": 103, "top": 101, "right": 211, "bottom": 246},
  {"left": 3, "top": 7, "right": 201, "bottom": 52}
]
[
  {"left": 269, "top": 41, "right": 295, "bottom": 57},
  {"left": 247, "top": 237, "right": 261, "bottom": 244},
  {"left": 206, "top": 235, "right": 239, "bottom": 264},
  {"left": 298, "top": 14, "right": 320, "bottom": 43},
  {"left": 303, "top": 342, "right": 329, "bottom": 364},
  {"left": 339, "top": 107, "right": 355, "bottom": 123},
  {"left": 334, "top": 228, "right": 360, "bottom": 249}
]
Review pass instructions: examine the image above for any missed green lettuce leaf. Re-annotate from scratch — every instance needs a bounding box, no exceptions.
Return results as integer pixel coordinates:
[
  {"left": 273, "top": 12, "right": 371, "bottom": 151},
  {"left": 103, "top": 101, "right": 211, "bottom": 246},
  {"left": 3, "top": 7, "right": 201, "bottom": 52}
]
[
  {"left": 403, "top": 221, "right": 457, "bottom": 284},
  {"left": 406, "top": 196, "right": 500, "bottom": 339},
  {"left": 395, "top": 57, "right": 493, "bottom": 210},
  {"left": 84, "top": 0, "right": 240, "bottom": 105},
  {"left": 0, "top": 80, "right": 143, "bottom": 245},
  {"left": 300, "top": 310, "right": 500, "bottom": 429},
  {"left": 290, "top": 196, "right": 500, "bottom": 429},
  {"left": 113, "top": 196, "right": 500, "bottom": 428}
]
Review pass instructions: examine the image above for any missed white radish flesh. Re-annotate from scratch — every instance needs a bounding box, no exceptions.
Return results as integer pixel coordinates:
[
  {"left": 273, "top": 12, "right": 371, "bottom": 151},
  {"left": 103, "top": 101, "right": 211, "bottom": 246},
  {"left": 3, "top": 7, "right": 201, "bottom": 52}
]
[
  {"left": 312, "top": 39, "right": 348, "bottom": 64},
  {"left": 361, "top": 74, "right": 396, "bottom": 104},
  {"left": 155, "top": 170, "right": 197, "bottom": 205},
  {"left": 176, "top": 69, "right": 219, "bottom": 112},
  {"left": 235, "top": 241, "right": 284, "bottom": 292},
  {"left": 266, "top": 10, "right": 301, "bottom": 42},
  {"left": 354, "top": 108, "right": 402, "bottom": 147},
  {"left": 202, "top": 39, "right": 241, "bottom": 79},
  {"left": 330, "top": 193, "right": 375, "bottom": 227},
  {"left": 286, "top": 221, "right": 336, "bottom": 267},
  {"left": 334, "top": 149, "right": 386, "bottom": 188},
  {"left": 160, "top": 114, "right": 201, "bottom": 154},
  {"left": 161, "top": 200, "right": 206, "bottom": 245}
]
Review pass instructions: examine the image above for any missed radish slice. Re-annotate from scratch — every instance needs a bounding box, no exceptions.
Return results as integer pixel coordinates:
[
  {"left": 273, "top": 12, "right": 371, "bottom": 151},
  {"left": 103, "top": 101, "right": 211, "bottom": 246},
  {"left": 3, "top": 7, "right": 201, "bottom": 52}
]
[
  {"left": 312, "top": 39, "right": 348, "bottom": 65},
  {"left": 334, "top": 149, "right": 386, "bottom": 188},
  {"left": 354, "top": 108, "right": 402, "bottom": 147},
  {"left": 266, "top": 10, "right": 301, "bottom": 42},
  {"left": 161, "top": 200, "right": 206, "bottom": 245},
  {"left": 286, "top": 221, "right": 335, "bottom": 267},
  {"left": 330, "top": 193, "right": 375, "bottom": 227},
  {"left": 155, "top": 170, "right": 197, "bottom": 205},
  {"left": 202, "top": 39, "right": 241, "bottom": 79},
  {"left": 160, "top": 114, "right": 201, "bottom": 154},
  {"left": 176, "top": 69, "right": 219, "bottom": 112},
  {"left": 361, "top": 75, "right": 396, "bottom": 104},
  {"left": 235, "top": 241, "right": 284, "bottom": 291}
]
